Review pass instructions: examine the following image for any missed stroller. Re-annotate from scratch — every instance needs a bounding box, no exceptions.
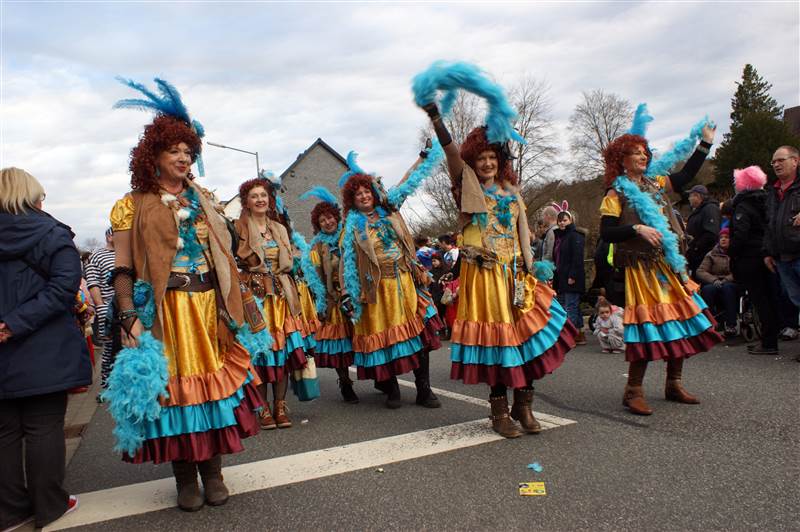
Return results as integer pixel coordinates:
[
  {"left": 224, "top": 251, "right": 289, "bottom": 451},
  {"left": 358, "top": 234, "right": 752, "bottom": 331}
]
[{"left": 738, "top": 289, "right": 761, "bottom": 343}]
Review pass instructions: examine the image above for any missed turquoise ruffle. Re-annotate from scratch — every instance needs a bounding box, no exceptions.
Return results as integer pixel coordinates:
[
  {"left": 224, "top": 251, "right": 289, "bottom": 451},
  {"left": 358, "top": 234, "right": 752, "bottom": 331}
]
[
  {"left": 142, "top": 373, "right": 255, "bottom": 439},
  {"left": 354, "top": 336, "right": 422, "bottom": 368},
  {"left": 252, "top": 330, "right": 306, "bottom": 368},
  {"left": 316, "top": 337, "right": 353, "bottom": 355},
  {"left": 624, "top": 312, "right": 712, "bottom": 343}
]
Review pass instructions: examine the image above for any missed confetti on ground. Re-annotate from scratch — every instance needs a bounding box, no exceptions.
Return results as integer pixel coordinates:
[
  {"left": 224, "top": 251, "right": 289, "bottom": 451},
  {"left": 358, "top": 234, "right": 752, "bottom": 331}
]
[
  {"left": 527, "top": 462, "right": 543, "bottom": 473},
  {"left": 376, "top": 468, "right": 384, "bottom": 473},
  {"left": 300, "top": 419, "right": 309, "bottom": 424},
  {"left": 519, "top": 482, "right": 546, "bottom": 496}
]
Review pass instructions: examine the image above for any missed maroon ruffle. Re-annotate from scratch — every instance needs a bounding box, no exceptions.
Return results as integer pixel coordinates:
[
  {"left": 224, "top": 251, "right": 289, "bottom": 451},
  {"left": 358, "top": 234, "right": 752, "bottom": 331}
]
[
  {"left": 254, "top": 347, "right": 308, "bottom": 384},
  {"left": 420, "top": 314, "right": 445, "bottom": 353},
  {"left": 124, "top": 382, "right": 263, "bottom": 465},
  {"left": 450, "top": 324, "right": 576, "bottom": 388},
  {"left": 356, "top": 352, "right": 421, "bottom": 381},
  {"left": 624, "top": 314, "right": 723, "bottom": 362},
  {"left": 315, "top": 352, "right": 355, "bottom": 369}
]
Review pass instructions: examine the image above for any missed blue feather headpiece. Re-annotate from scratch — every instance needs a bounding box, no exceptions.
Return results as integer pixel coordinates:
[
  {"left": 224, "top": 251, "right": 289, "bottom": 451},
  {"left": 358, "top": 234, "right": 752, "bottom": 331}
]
[
  {"left": 411, "top": 61, "right": 525, "bottom": 146},
  {"left": 113, "top": 77, "right": 206, "bottom": 176},
  {"left": 337, "top": 151, "right": 368, "bottom": 188},
  {"left": 300, "top": 186, "right": 339, "bottom": 207}
]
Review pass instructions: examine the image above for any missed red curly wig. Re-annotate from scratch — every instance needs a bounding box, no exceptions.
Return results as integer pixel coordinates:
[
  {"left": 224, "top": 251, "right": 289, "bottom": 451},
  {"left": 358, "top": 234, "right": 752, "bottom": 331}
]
[
  {"left": 342, "top": 174, "right": 379, "bottom": 214},
  {"left": 129, "top": 115, "right": 202, "bottom": 193},
  {"left": 238, "top": 177, "right": 278, "bottom": 219},
  {"left": 310, "top": 202, "right": 342, "bottom": 233},
  {"left": 602, "top": 134, "right": 652, "bottom": 188},
  {"left": 460, "top": 126, "right": 519, "bottom": 186}
]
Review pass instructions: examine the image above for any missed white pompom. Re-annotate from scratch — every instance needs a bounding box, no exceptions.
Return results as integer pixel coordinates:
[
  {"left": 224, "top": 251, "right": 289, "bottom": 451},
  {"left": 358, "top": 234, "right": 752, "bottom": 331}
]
[
  {"left": 176, "top": 237, "right": 184, "bottom": 250},
  {"left": 160, "top": 193, "right": 178, "bottom": 205},
  {"left": 177, "top": 208, "right": 190, "bottom": 220}
]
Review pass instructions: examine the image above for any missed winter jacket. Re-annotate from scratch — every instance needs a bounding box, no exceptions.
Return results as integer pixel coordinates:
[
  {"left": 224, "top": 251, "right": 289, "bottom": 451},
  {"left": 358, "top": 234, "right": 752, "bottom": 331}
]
[
  {"left": 695, "top": 244, "right": 733, "bottom": 285},
  {"left": 553, "top": 223, "right": 586, "bottom": 294},
  {"left": 729, "top": 189, "right": 767, "bottom": 261},
  {"left": 686, "top": 199, "right": 720, "bottom": 273},
  {"left": 0, "top": 210, "right": 91, "bottom": 399},
  {"left": 764, "top": 170, "right": 800, "bottom": 260}
]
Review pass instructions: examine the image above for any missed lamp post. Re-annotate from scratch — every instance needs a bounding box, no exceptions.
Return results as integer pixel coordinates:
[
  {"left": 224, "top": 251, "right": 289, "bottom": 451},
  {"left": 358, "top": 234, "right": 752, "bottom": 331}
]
[{"left": 206, "top": 141, "right": 260, "bottom": 178}]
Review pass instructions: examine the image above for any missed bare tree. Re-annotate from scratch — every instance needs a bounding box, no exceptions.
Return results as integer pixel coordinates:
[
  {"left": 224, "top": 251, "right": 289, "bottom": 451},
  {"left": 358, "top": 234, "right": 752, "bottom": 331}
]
[{"left": 568, "top": 89, "right": 633, "bottom": 180}]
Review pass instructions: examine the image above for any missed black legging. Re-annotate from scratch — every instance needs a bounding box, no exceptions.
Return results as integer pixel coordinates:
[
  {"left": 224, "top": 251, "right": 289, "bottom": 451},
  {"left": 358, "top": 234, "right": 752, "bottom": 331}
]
[{"left": 490, "top": 382, "right": 533, "bottom": 397}]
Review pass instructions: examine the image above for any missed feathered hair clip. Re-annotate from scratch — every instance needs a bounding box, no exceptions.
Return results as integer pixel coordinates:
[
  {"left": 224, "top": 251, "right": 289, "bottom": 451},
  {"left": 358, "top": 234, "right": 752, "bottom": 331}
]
[
  {"left": 337, "top": 150, "right": 390, "bottom": 209},
  {"left": 733, "top": 166, "right": 767, "bottom": 192},
  {"left": 113, "top": 77, "right": 206, "bottom": 176},
  {"left": 300, "top": 186, "right": 339, "bottom": 207}
]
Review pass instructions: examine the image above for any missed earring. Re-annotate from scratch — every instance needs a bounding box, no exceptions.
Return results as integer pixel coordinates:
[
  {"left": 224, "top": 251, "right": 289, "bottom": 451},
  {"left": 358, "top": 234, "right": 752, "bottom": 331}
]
[{"left": 155, "top": 168, "right": 161, "bottom": 177}]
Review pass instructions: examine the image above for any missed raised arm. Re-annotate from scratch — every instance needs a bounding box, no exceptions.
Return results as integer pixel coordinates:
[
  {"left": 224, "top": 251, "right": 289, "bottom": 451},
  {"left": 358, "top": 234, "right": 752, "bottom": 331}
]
[
  {"left": 666, "top": 124, "right": 716, "bottom": 193},
  {"left": 422, "top": 102, "right": 464, "bottom": 183}
]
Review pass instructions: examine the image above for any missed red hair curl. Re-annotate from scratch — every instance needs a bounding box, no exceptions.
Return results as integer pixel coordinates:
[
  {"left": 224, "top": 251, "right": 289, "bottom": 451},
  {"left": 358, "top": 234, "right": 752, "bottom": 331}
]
[
  {"left": 238, "top": 177, "right": 278, "bottom": 219},
  {"left": 129, "top": 115, "right": 202, "bottom": 193},
  {"left": 602, "top": 134, "right": 652, "bottom": 188},
  {"left": 460, "top": 126, "right": 518, "bottom": 186},
  {"left": 342, "top": 174, "right": 379, "bottom": 214},
  {"left": 310, "top": 202, "right": 342, "bottom": 233}
]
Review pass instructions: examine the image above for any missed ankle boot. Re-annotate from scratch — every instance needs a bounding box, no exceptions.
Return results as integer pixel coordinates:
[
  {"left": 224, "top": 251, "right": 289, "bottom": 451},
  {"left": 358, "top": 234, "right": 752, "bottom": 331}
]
[
  {"left": 665, "top": 359, "right": 700, "bottom": 404},
  {"left": 413, "top": 353, "right": 441, "bottom": 408},
  {"left": 273, "top": 399, "right": 292, "bottom": 428},
  {"left": 489, "top": 395, "right": 523, "bottom": 438},
  {"left": 622, "top": 386, "right": 653, "bottom": 415},
  {"left": 171, "top": 461, "right": 204, "bottom": 512},
  {"left": 259, "top": 403, "right": 277, "bottom": 430},
  {"left": 575, "top": 329, "right": 587, "bottom": 345},
  {"left": 338, "top": 375, "right": 359, "bottom": 404},
  {"left": 509, "top": 387, "right": 541, "bottom": 434},
  {"left": 384, "top": 377, "right": 402, "bottom": 409},
  {"left": 197, "top": 455, "right": 229, "bottom": 506}
]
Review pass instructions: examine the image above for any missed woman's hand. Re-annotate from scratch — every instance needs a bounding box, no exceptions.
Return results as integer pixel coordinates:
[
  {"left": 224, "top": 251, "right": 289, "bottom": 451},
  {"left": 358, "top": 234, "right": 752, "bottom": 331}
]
[
  {"left": 0, "top": 322, "right": 12, "bottom": 343},
  {"left": 635, "top": 224, "right": 662, "bottom": 247},
  {"left": 702, "top": 123, "right": 716, "bottom": 144},
  {"left": 568, "top": 278, "right": 575, "bottom": 285},
  {"left": 121, "top": 319, "right": 143, "bottom": 348}
]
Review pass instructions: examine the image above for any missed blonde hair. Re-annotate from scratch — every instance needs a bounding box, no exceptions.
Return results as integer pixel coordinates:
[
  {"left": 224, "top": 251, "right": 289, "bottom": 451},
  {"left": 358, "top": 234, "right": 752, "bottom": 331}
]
[{"left": 0, "top": 167, "right": 45, "bottom": 214}]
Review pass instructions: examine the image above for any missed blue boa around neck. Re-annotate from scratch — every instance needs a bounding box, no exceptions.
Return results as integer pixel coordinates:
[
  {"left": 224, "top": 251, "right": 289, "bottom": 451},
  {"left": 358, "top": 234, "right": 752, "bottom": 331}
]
[
  {"left": 387, "top": 139, "right": 444, "bottom": 209},
  {"left": 411, "top": 61, "right": 525, "bottom": 145},
  {"left": 302, "top": 238, "right": 330, "bottom": 315},
  {"left": 342, "top": 211, "right": 366, "bottom": 322},
  {"left": 483, "top": 185, "right": 516, "bottom": 228},
  {"left": 177, "top": 187, "right": 205, "bottom": 271},
  {"left": 101, "top": 332, "right": 169, "bottom": 455},
  {"left": 613, "top": 175, "right": 687, "bottom": 274}
]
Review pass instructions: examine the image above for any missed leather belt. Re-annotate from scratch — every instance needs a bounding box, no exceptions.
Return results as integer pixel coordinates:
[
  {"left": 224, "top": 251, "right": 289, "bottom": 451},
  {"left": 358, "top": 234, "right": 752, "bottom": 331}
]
[{"left": 167, "top": 271, "right": 214, "bottom": 292}]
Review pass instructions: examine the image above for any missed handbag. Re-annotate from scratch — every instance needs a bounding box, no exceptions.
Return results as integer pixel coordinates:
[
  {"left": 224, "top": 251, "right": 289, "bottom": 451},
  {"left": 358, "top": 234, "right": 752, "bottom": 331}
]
[{"left": 290, "top": 356, "right": 321, "bottom": 401}]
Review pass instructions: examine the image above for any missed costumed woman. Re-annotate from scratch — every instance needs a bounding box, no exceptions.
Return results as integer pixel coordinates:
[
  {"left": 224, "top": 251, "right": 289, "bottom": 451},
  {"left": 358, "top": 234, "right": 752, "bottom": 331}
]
[
  {"left": 414, "top": 61, "right": 576, "bottom": 438},
  {"left": 104, "top": 78, "right": 264, "bottom": 512},
  {"left": 339, "top": 143, "right": 444, "bottom": 409},
  {"left": 598, "top": 104, "right": 721, "bottom": 415},
  {"left": 299, "top": 186, "right": 360, "bottom": 403},
  {"left": 234, "top": 174, "right": 312, "bottom": 430}
]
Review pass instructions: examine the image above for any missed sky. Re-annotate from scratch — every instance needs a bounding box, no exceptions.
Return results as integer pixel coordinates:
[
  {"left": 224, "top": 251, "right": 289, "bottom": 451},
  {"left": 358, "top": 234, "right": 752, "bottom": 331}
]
[{"left": 2, "top": 1, "right": 798, "bottom": 246}]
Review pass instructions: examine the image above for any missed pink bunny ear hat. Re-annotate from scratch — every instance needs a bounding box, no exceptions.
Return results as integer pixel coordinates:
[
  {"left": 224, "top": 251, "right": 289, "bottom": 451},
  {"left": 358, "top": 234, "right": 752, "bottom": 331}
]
[{"left": 733, "top": 166, "right": 767, "bottom": 192}]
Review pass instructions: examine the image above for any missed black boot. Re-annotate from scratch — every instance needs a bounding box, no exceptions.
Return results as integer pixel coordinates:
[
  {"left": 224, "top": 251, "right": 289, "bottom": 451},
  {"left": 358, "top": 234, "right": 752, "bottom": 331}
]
[
  {"left": 413, "top": 352, "right": 441, "bottom": 408},
  {"left": 337, "top": 370, "right": 359, "bottom": 404},
  {"left": 383, "top": 377, "right": 402, "bottom": 409}
]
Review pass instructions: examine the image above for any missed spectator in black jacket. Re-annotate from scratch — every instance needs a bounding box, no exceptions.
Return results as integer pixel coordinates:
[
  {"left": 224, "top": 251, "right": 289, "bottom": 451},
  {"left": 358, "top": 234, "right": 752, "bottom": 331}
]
[
  {"left": 729, "top": 165, "right": 779, "bottom": 355},
  {"left": 765, "top": 146, "right": 800, "bottom": 306},
  {"left": 0, "top": 168, "right": 91, "bottom": 530},
  {"left": 553, "top": 210, "right": 586, "bottom": 344},
  {"left": 686, "top": 184, "right": 720, "bottom": 279}
]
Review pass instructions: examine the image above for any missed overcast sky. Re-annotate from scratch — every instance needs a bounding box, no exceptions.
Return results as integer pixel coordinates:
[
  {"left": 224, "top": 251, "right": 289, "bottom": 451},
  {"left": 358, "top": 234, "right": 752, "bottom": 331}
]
[{"left": 2, "top": 1, "right": 798, "bottom": 246}]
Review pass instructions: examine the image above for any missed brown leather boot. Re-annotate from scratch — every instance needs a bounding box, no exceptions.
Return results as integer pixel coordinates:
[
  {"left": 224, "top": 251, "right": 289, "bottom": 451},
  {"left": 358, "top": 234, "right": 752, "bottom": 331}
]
[
  {"left": 197, "top": 455, "right": 229, "bottom": 506},
  {"left": 665, "top": 359, "right": 700, "bottom": 404},
  {"left": 171, "top": 461, "right": 204, "bottom": 512},
  {"left": 575, "top": 330, "right": 587, "bottom": 345},
  {"left": 622, "top": 386, "right": 653, "bottom": 415},
  {"left": 489, "top": 395, "right": 523, "bottom": 438},
  {"left": 259, "top": 404, "right": 277, "bottom": 430},
  {"left": 510, "top": 387, "right": 542, "bottom": 434},
  {"left": 274, "top": 399, "right": 292, "bottom": 428}
]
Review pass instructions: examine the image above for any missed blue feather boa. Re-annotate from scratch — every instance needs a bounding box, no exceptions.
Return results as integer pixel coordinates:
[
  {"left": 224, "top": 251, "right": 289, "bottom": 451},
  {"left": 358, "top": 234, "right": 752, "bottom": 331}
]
[
  {"left": 533, "top": 260, "right": 555, "bottom": 282},
  {"left": 613, "top": 176, "right": 687, "bottom": 274},
  {"left": 235, "top": 319, "right": 275, "bottom": 364},
  {"left": 132, "top": 280, "right": 155, "bottom": 329},
  {"left": 411, "top": 61, "right": 525, "bottom": 145},
  {"left": 646, "top": 116, "right": 710, "bottom": 177},
  {"left": 176, "top": 187, "right": 205, "bottom": 272},
  {"left": 302, "top": 242, "right": 329, "bottom": 315},
  {"left": 101, "top": 332, "right": 169, "bottom": 455},
  {"left": 342, "top": 211, "right": 364, "bottom": 322},
  {"left": 387, "top": 139, "right": 444, "bottom": 209}
]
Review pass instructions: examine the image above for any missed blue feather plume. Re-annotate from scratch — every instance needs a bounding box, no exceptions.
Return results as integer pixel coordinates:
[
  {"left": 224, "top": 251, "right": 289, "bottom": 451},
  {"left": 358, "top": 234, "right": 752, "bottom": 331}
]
[
  {"left": 411, "top": 61, "right": 525, "bottom": 145},
  {"left": 628, "top": 103, "right": 653, "bottom": 137},
  {"left": 101, "top": 332, "right": 169, "bottom": 456},
  {"left": 387, "top": 139, "right": 444, "bottom": 209},
  {"left": 338, "top": 151, "right": 367, "bottom": 188},
  {"left": 113, "top": 77, "right": 204, "bottom": 138},
  {"left": 300, "top": 186, "right": 339, "bottom": 207}
]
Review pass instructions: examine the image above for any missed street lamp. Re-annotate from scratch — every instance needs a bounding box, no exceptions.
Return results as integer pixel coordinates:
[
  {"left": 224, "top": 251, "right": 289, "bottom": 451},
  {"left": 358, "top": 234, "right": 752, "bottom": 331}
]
[{"left": 206, "top": 141, "right": 260, "bottom": 178}]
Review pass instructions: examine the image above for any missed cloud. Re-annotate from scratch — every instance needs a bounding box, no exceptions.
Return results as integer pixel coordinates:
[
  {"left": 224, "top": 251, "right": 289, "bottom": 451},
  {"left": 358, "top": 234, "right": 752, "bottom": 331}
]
[{"left": 2, "top": 1, "right": 797, "bottom": 245}]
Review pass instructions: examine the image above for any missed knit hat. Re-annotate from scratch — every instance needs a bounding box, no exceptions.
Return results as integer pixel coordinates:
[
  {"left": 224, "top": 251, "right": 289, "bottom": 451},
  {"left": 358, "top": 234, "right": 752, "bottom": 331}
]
[
  {"left": 688, "top": 185, "right": 709, "bottom": 197},
  {"left": 719, "top": 227, "right": 730, "bottom": 238}
]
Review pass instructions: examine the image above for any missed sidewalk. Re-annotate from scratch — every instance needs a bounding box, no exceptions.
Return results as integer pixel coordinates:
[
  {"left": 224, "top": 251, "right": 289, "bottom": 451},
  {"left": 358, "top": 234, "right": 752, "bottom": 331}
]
[{"left": 64, "top": 357, "right": 103, "bottom": 465}]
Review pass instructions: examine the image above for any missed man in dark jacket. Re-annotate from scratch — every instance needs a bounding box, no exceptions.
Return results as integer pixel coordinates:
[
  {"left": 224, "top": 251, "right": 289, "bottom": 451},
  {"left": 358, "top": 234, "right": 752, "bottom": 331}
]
[
  {"left": 765, "top": 146, "right": 800, "bottom": 306},
  {"left": 686, "top": 184, "right": 721, "bottom": 279},
  {"left": 553, "top": 211, "right": 586, "bottom": 344},
  {"left": 0, "top": 169, "right": 91, "bottom": 530}
]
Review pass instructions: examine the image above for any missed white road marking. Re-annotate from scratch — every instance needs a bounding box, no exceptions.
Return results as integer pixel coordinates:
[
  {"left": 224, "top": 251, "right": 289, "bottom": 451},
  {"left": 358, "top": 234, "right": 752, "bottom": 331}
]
[{"left": 46, "top": 416, "right": 573, "bottom": 530}]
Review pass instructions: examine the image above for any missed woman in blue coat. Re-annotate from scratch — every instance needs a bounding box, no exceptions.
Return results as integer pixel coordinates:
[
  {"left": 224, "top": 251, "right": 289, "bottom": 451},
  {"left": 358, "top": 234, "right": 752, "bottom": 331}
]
[
  {"left": 553, "top": 210, "right": 587, "bottom": 344},
  {"left": 0, "top": 167, "right": 92, "bottom": 530}
]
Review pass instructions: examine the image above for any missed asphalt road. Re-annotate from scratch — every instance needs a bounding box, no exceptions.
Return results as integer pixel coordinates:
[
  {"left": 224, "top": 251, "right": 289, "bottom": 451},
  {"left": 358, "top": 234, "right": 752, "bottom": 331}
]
[{"left": 59, "top": 336, "right": 799, "bottom": 531}]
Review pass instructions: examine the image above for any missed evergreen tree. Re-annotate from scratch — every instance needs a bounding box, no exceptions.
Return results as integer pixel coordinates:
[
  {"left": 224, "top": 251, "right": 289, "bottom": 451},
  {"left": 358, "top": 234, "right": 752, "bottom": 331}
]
[{"left": 729, "top": 64, "right": 782, "bottom": 126}]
